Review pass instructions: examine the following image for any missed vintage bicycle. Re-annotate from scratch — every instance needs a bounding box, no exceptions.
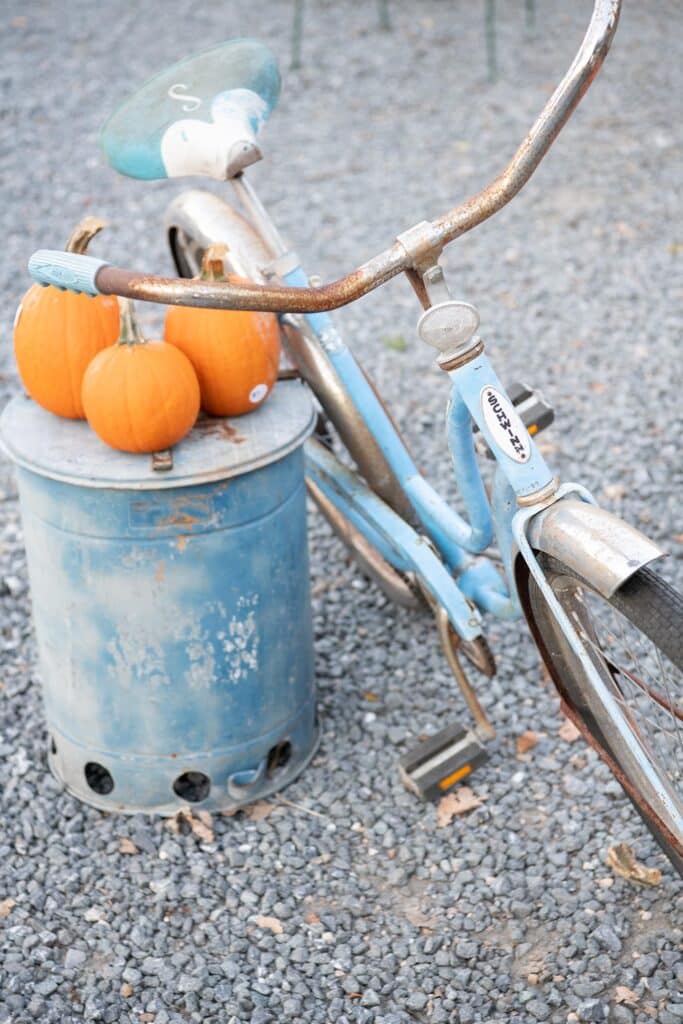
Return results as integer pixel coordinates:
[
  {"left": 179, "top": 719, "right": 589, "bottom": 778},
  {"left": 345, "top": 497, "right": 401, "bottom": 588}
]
[{"left": 29, "top": 0, "right": 683, "bottom": 874}]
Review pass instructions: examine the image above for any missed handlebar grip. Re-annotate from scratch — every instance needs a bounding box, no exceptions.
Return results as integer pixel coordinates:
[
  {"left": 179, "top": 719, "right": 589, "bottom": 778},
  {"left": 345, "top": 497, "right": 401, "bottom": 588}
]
[{"left": 28, "top": 250, "right": 109, "bottom": 296}]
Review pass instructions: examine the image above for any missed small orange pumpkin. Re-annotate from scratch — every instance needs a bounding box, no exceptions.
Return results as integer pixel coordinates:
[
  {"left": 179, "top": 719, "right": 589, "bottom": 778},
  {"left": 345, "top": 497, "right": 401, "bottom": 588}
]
[
  {"left": 14, "top": 217, "right": 120, "bottom": 419},
  {"left": 82, "top": 298, "right": 200, "bottom": 454},
  {"left": 164, "top": 244, "right": 280, "bottom": 417}
]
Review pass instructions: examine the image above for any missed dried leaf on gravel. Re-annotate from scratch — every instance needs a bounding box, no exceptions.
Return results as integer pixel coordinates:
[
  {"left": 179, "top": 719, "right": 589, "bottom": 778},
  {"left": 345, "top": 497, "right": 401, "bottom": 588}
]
[
  {"left": 0, "top": 898, "right": 16, "bottom": 918},
  {"left": 244, "top": 800, "right": 274, "bottom": 821},
  {"left": 166, "top": 808, "right": 214, "bottom": 843},
  {"left": 166, "top": 810, "right": 184, "bottom": 834},
  {"left": 252, "top": 914, "right": 283, "bottom": 935},
  {"left": 436, "top": 787, "right": 485, "bottom": 827},
  {"left": 559, "top": 719, "right": 581, "bottom": 743},
  {"left": 190, "top": 810, "right": 214, "bottom": 843},
  {"left": 606, "top": 843, "right": 662, "bottom": 886},
  {"left": 516, "top": 730, "right": 538, "bottom": 755},
  {"left": 602, "top": 483, "right": 627, "bottom": 502},
  {"left": 118, "top": 838, "right": 138, "bottom": 855},
  {"left": 615, "top": 986, "right": 639, "bottom": 1007}
]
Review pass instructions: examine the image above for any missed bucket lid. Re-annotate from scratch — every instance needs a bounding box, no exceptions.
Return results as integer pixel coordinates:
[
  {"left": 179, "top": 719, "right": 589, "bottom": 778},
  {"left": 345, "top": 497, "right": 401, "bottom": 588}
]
[{"left": 0, "top": 383, "right": 314, "bottom": 490}]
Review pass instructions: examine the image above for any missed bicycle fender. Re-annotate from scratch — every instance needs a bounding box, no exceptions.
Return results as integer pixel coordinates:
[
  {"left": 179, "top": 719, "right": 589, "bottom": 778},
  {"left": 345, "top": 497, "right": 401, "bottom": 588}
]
[{"left": 526, "top": 498, "right": 665, "bottom": 599}]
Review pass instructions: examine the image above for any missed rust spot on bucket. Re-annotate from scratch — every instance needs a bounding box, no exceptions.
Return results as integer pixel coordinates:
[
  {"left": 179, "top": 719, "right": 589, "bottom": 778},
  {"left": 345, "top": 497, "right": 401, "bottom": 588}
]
[
  {"left": 152, "top": 493, "right": 216, "bottom": 530},
  {"left": 194, "top": 418, "right": 247, "bottom": 444},
  {"left": 158, "top": 511, "right": 205, "bottom": 529},
  {"left": 155, "top": 562, "right": 165, "bottom": 583}
]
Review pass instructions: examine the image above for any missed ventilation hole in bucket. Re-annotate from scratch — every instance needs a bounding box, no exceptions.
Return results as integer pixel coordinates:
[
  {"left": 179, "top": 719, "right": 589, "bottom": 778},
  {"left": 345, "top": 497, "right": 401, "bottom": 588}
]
[
  {"left": 84, "top": 762, "right": 114, "bottom": 795},
  {"left": 173, "top": 771, "right": 211, "bottom": 803},
  {"left": 267, "top": 740, "right": 292, "bottom": 778},
  {"left": 50, "top": 736, "right": 57, "bottom": 756}
]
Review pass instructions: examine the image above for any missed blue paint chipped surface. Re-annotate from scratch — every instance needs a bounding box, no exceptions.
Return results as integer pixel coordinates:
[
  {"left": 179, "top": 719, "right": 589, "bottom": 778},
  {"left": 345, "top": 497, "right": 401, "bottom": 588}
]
[{"left": 3, "top": 393, "right": 316, "bottom": 813}]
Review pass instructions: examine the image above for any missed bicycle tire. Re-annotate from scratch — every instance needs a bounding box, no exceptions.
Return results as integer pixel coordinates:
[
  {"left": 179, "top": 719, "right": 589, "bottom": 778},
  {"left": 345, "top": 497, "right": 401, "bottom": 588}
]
[{"left": 521, "top": 557, "right": 683, "bottom": 876}]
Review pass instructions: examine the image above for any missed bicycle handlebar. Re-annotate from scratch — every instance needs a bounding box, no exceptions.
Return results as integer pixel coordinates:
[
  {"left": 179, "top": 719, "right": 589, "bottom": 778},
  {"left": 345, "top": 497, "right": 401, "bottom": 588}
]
[{"left": 29, "top": 0, "right": 621, "bottom": 313}]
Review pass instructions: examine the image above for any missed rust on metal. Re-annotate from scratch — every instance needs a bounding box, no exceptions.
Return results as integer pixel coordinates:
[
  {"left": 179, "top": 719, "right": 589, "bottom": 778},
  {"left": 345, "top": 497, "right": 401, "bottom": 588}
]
[
  {"left": 434, "top": 606, "right": 495, "bottom": 740},
  {"left": 515, "top": 476, "right": 560, "bottom": 508},
  {"left": 395, "top": 220, "right": 444, "bottom": 272},
  {"left": 281, "top": 320, "right": 415, "bottom": 520},
  {"left": 559, "top": 697, "right": 682, "bottom": 861},
  {"left": 90, "top": 0, "right": 621, "bottom": 315},
  {"left": 98, "top": 245, "right": 408, "bottom": 313},
  {"left": 192, "top": 418, "right": 247, "bottom": 444},
  {"left": 152, "top": 450, "right": 174, "bottom": 472},
  {"left": 438, "top": 339, "right": 485, "bottom": 373},
  {"left": 404, "top": 268, "right": 431, "bottom": 311},
  {"left": 516, "top": 553, "right": 682, "bottom": 865}
]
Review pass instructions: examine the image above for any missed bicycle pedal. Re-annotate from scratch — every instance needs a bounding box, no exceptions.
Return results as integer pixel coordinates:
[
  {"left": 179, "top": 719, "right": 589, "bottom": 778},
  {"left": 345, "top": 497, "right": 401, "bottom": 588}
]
[
  {"left": 474, "top": 380, "right": 554, "bottom": 458},
  {"left": 399, "top": 720, "right": 489, "bottom": 802}
]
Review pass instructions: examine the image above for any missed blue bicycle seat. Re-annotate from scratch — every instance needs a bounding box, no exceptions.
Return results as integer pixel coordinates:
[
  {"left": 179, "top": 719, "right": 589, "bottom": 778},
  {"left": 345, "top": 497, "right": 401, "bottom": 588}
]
[{"left": 100, "top": 39, "right": 280, "bottom": 181}]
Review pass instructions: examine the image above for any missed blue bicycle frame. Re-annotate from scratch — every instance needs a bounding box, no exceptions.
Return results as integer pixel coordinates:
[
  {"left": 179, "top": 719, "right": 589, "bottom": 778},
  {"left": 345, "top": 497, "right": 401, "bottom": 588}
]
[{"left": 288, "top": 259, "right": 556, "bottom": 642}]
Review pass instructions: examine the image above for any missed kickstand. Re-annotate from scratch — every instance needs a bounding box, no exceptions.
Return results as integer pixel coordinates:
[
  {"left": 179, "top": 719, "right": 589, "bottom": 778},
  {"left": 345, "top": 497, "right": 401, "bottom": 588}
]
[{"left": 435, "top": 606, "right": 496, "bottom": 741}]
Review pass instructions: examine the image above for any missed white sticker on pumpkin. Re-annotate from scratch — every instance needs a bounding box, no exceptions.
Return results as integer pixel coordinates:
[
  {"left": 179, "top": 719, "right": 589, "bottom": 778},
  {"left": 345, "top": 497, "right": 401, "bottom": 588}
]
[
  {"left": 249, "top": 383, "right": 268, "bottom": 405},
  {"left": 479, "top": 385, "right": 531, "bottom": 463}
]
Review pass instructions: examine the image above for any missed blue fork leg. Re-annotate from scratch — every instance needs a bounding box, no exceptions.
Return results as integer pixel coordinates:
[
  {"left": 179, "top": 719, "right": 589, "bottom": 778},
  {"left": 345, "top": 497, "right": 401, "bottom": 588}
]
[{"left": 458, "top": 468, "right": 521, "bottom": 619}]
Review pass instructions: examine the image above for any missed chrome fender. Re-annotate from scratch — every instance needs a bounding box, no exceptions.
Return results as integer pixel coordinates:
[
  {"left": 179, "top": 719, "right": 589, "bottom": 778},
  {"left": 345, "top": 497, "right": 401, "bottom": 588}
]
[
  {"left": 165, "top": 189, "right": 272, "bottom": 280},
  {"left": 526, "top": 498, "right": 665, "bottom": 599},
  {"left": 164, "top": 189, "right": 415, "bottom": 520}
]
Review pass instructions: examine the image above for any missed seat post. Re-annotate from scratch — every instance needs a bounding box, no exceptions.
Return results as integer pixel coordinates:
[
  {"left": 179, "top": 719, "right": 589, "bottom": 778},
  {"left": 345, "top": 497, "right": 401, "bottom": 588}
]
[{"left": 231, "top": 175, "right": 287, "bottom": 259}]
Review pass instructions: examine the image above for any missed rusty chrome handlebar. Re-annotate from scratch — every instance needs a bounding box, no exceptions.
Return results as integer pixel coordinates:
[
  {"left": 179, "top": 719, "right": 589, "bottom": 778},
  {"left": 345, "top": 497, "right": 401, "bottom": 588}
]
[{"left": 34, "top": 0, "right": 622, "bottom": 313}]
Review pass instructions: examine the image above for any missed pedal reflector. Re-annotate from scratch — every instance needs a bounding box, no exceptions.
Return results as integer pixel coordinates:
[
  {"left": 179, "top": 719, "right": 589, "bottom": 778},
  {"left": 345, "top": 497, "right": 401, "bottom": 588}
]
[{"left": 399, "top": 720, "right": 489, "bottom": 801}]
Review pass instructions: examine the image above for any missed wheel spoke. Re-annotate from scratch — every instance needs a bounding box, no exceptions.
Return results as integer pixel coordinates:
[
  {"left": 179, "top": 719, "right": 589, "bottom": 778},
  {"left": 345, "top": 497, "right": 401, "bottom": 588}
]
[
  {"left": 529, "top": 561, "right": 683, "bottom": 873},
  {"left": 579, "top": 589, "right": 683, "bottom": 783}
]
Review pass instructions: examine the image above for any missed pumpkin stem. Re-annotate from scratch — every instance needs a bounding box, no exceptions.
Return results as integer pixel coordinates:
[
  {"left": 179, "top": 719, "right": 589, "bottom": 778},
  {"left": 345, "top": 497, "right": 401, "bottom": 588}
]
[
  {"left": 200, "top": 243, "right": 230, "bottom": 282},
  {"left": 65, "top": 216, "right": 109, "bottom": 255},
  {"left": 117, "top": 297, "right": 145, "bottom": 346}
]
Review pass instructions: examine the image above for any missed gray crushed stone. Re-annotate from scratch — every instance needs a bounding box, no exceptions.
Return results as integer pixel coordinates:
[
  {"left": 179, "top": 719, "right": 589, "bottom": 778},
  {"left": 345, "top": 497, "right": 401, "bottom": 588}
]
[{"left": 0, "top": 2, "right": 682, "bottom": 1023}]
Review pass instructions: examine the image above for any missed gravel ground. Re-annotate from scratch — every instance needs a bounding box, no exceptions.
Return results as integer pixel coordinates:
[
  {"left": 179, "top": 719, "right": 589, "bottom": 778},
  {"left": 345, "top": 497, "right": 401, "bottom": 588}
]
[{"left": 1, "top": 2, "right": 682, "bottom": 1022}]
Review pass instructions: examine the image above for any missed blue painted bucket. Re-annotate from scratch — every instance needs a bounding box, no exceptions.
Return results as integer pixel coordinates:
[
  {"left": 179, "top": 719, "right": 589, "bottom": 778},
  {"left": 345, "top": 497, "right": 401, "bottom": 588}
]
[{"left": 0, "top": 382, "right": 317, "bottom": 814}]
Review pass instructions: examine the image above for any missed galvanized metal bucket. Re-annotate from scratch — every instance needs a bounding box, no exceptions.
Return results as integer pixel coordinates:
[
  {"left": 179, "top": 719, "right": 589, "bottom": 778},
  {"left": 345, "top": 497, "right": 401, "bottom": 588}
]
[{"left": 0, "top": 382, "right": 318, "bottom": 814}]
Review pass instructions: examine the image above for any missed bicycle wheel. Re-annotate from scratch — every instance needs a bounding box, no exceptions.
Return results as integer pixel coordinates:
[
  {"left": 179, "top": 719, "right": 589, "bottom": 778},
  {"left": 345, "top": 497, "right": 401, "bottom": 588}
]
[{"left": 522, "top": 557, "right": 683, "bottom": 875}]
